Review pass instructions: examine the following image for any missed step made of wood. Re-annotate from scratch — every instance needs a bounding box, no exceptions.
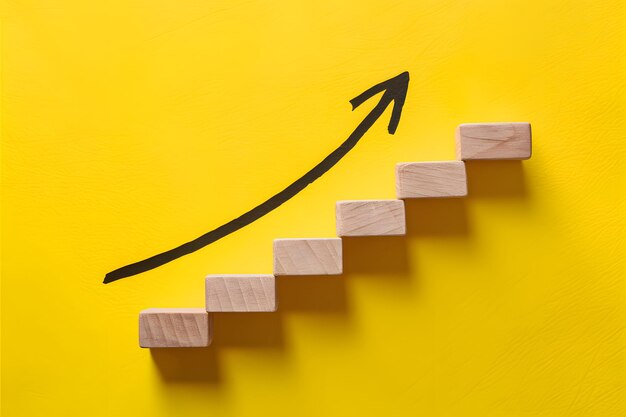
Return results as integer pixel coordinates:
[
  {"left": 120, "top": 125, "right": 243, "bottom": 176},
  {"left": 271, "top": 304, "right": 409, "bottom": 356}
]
[
  {"left": 456, "top": 122, "right": 532, "bottom": 160},
  {"left": 336, "top": 200, "right": 406, "bottom": 236},
  {"left": 205, "top": 274, "right": 277, "bottom": 312},
  {"left": 139, "top": 308, "right": 213, "bottom": 348},
  {"left": 274, "top": 238, "right": 342, "bottom": 276},
  {"left": 396, "top": 161, "right": 467, "bottom": 198}
]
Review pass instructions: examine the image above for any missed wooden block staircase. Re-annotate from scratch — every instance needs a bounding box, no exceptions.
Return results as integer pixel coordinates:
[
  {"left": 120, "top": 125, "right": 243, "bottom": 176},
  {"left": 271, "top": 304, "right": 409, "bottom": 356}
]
[{"left": 138, "top": 122, "right": 532, "bottom": 348}]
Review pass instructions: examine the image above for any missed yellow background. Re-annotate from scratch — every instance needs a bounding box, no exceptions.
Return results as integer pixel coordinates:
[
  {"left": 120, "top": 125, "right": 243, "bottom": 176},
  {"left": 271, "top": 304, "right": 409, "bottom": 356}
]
[{"left": 2, "top": 1, "right": 625, "bottom": 416}]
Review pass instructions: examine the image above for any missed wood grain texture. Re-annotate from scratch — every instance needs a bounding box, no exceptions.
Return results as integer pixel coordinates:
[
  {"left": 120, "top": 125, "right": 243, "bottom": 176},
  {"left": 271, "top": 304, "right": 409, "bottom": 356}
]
[
  {"left": 274, "top": 238, "right": 342, "bottom": 275},
  {"left": 396, "top": 161, "right": 467, "bottom": 198},
  {"left": 139, "top": 308, "right": 212, "bottom": 348},
  {"left": 336, "top": 200, "right": 406, "bottom": 236},
  {"left": 456, "top": 122, "right": 532, "bottom": 160},
  {"left": 205, "top": 274, "right": 277, "bottom": 312}
]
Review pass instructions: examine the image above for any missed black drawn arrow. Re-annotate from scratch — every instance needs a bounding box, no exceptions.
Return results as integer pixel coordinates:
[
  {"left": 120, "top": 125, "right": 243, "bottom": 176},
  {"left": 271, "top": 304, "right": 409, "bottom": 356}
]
[{"left": 104, "top": 71, "right": 409, "bottom": 283}]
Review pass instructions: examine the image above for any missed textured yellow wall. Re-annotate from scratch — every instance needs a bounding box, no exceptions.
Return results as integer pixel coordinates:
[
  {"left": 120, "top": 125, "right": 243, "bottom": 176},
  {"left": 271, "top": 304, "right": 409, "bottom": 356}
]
[{"left": 2, "top": 1, "right": 624, "bottom": 416}]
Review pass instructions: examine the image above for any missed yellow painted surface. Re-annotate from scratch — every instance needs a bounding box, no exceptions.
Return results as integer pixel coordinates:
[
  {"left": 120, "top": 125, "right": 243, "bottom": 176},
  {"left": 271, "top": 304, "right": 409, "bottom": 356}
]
[{"left": 2, "top": 1, "right": 625, "bottom": 416}]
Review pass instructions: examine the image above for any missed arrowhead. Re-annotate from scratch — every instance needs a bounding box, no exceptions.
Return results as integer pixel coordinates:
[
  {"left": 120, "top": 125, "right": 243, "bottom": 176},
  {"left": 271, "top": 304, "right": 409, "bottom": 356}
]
[{"left": 349, "top": 71, "right": 409, "bottom": 134}]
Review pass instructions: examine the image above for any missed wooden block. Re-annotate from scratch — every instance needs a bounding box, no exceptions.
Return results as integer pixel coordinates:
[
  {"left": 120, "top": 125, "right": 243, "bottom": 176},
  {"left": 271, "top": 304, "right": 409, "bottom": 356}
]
[
  {"left": 456, "top": 122, "right": 532, "bottom": 160},
  {"left": 139, "top": 308, "right": 212, "bottom": 348},
  {"left": 274, "top": 238, "right": 342, "bottom": 276},
  {"left": 205, "top": 274, "right": 277, "bottom": 312},
  {"left": 336, "top": 200, "right": 405, "bottom": 236},
  {"left": 396, "top": 161, "right": 467, "bottom": 198}
]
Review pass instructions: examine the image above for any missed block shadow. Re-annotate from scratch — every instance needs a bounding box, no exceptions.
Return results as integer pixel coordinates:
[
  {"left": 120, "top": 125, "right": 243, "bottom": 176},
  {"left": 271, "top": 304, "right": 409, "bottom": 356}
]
[
  {"left": 277, "top": 275, "right": 348, "bottom": 314},
  {"left": 212, "top": 312, "right": 285, "bottom": 348},
  {"left": 404, "top": 198, "right": 469, "bottom": 237},
  {"left": 342, "top": 236, "right": 410, "bottom": 276},
  {"left": 465, "top": 160, "right": 526, "bottom": 198},
  {"left": 151, "top": 346, "right": 220, "bottom": 384}
]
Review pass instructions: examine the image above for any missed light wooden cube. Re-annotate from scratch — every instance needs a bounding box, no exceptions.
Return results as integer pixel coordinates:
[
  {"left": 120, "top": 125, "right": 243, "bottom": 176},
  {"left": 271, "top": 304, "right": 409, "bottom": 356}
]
[
  {"left": 396, "top": 161, "right": 467, "bottom": 198},
  {"left": 205, "top": 274, "right": 277, "bottom": 312},
  {"left": 139, "top": 308, "right": 213, "bottom": 348},
  {"left": 456, "top": 122, "right": 532, "bottom": 160},
  {"left": 336, "top": 200, "right": 405, "bottom": 236},
  {"left": 274, "top": 238, "right": 342, "bottom": 276}
]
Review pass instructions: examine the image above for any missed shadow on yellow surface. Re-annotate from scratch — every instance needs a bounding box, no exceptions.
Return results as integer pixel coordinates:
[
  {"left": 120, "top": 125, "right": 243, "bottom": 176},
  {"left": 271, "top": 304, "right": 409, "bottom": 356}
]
[
  {"left": 343, "top": 236, "right": 409, "bottom": 275},
  {"left": 278, "top": 275, "right": 348, "bottom": 313},
  {"left": 151, "top": 347, "right": 221, "bottom": 384},
  {"left": 405, "top": 198, "right": 469, "bottom": 236},
  {"left": 150, "top": 159, "right": 526, "bottom": 384},
  {"left": 465, "top": 160, "right": 527, "bottom": 198}
]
